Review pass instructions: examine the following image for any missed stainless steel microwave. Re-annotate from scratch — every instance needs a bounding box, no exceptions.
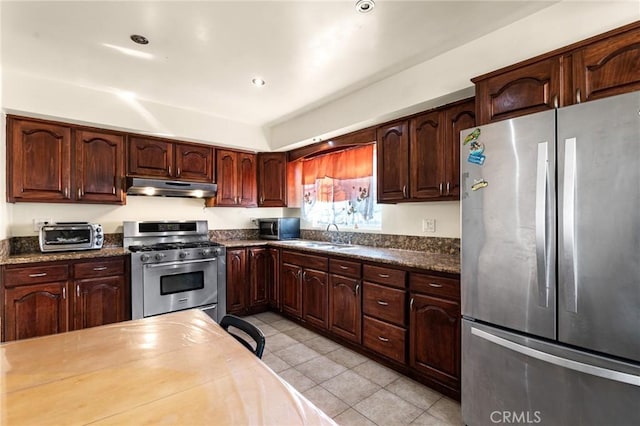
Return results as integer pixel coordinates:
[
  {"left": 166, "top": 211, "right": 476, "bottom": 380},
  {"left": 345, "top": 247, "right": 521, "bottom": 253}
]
[
  {"left": 39, "top": 222, "right": 104, "bottom": 252},
  {"left": 258, "top": 218, "right": 300, "bottom": 240}
]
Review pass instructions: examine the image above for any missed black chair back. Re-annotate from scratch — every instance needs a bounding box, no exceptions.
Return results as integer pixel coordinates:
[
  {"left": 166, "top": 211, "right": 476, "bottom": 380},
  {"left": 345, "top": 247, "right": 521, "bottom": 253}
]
[{"left": 219, "top": 315, "right": 266, "bottom": 359}]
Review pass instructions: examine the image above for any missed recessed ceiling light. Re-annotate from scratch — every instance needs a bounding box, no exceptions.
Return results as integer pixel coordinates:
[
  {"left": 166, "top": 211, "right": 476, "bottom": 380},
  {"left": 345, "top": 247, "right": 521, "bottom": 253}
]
[
  {"left": 355, "top": 0, "right": 375, "bottom": 13},
  {"left": 252, "top": 77, "right": 266, "bottom": 87},
  {"left": 130, "top": 34, "right": 149, "bottom": 45}
]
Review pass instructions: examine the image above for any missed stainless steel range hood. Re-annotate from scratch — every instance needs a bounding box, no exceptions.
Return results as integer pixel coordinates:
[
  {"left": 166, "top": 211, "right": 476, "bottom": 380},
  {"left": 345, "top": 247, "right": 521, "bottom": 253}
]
[{"left": 126, "top": 177, "right": 217, "bottom": 198}]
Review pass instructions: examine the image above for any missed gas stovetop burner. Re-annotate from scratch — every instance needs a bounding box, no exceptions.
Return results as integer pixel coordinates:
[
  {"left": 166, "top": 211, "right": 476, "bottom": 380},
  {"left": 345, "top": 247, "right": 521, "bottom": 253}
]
[{"left": 128, "top": 241, "right": 222, "bottom": 253}]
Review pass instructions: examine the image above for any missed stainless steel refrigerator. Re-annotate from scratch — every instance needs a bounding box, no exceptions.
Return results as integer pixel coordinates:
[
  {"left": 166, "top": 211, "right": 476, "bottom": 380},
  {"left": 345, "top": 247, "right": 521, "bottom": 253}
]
[{"left": 461, "top": 91, "right": 640, "bottom": 425}]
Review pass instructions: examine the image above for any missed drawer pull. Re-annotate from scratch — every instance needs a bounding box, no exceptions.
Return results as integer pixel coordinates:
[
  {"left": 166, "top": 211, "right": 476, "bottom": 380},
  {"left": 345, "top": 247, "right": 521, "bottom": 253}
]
[
  {"left": 355, "top": 284, "right": 360, "bottom": 296},
  {"left": 377, "top": 300, "right": 389, "bottom": 306},
  {"left": 377, "top": 336, "right": 389, "bottom": 342},
  {"left": 428, "top": 283, "right": 443, "bottom": 288},
  {"left": 93, "top": 267, "right": 108, "bottom": 271},
  {"left": 378, "top": 273, "right": 390, "bottom": 278},
  {"left": 28, "top": 272, "right": 48, "bottom": 278},
  {"left": 339, "top": 265, "right": 349, "bottom": 270}
]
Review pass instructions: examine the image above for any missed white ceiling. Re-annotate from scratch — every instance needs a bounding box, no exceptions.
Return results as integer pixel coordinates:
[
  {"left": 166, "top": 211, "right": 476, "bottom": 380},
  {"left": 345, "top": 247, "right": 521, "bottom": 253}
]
[{"left": 2, "top": 1, "right": 556, "bottom": 128}]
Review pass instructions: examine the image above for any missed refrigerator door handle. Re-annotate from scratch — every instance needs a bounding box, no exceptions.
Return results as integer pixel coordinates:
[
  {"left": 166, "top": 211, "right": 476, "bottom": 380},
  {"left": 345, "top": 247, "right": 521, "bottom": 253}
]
[
  {"left": 563, "top": 137, "right": 578, "bottom": 313},
  {"left": 535, "top": 142, "right": 550, "bottom": 308},
  {"left": 471, "top": 326, "right": 640, "bottom": 387}
]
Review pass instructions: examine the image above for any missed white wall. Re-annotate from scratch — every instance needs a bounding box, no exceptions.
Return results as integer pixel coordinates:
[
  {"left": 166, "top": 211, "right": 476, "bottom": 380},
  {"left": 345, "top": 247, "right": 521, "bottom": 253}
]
[
  {"left": 0, "top": 1, "right": 10, "bottom": 240},
  {"left": 9, "top": 198, "right": 285, "bottom": 237},
  {"left": 269, "top": 1, "right": 640, "bottom": 148},
  {"left": 3, "top": 69, "right": 269, "bottom": 151}
]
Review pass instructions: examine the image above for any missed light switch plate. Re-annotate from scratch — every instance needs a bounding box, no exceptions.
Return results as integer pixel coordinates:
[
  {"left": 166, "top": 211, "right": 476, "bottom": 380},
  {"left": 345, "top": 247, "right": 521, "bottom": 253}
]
[{"left": 422, "top": 218, "right": 436, "bottom": 233}]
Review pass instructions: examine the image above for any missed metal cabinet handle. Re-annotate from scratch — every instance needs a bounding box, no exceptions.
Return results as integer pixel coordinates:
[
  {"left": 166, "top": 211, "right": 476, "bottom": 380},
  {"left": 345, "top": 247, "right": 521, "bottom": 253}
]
[
  {"left": 339, "top": 265, "right": 349, "bottom": 270},
  {"left": 93, "top": 267, "right": 108, "bottom": 271},
  {"left": 439, "top": 182, "right": 443, "bottom": 195},
  {"left": 302, "top": 271, "right": 308, "bottom": 281},
  {"left": 112, "top": 186, "right": 116, "bottom": 195},
  {"left": 62, "top": 287, "right": 66, "bottom": 299},
  {"left": 402, "top": 185, "right": 407, "bottom": 198},
  {"left": 563, "top": 137, "right": 578, "bottom": 313},
  {"left": 77, "top": 285, "right": 80, "bottom": 297},
  {"left": 446, "top": 182, "right": 450, "bottom": 195},
  {"left": 553, "top": 95, "right": 559, "bottom": 108},
  {"left": 260, "top": 196, "right": 264, "bottom": 204},
  {"left": 64, "top": 187, "right": 69, "bottom": 198},
  {"left": 377, "top": 336, "right": 389, "bottom": 342},
  {"left": 78, "top": 188, "right": 82, "bottom": 199},
  {"left": 377, "top": 300, "right": 389, "bottom": 306},
  {"left": 177, "top": 167, "right": 181, "bottom": 177},
  {"left": 428, "top": 283, "right": 443, "bottom": 288},
  {"left": 410, "top": 297, "right": 414, "bottom": 311},
  {"left": 168, "top": 166, "right": 172, "bottom": 175},
  {"left": 29, "top": 272, "right": 48, "bottom": 277},
  {"left": 378, "top": 273, "right": 390, "bottom": 278},
  {"left": 576, "top": 88, "right": 581, "bottom": 104},
  {"left": 536, "top": 141, "right": 550, "bottom": 308},
  {"left": 355, "top": 284, "right": 360, "bottom": 296}
]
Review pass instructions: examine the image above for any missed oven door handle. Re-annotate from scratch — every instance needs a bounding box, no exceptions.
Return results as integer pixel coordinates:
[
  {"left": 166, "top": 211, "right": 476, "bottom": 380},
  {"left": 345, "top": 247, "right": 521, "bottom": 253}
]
[{"left": 143, "top": 258, "right": 216, "bottom": 269}]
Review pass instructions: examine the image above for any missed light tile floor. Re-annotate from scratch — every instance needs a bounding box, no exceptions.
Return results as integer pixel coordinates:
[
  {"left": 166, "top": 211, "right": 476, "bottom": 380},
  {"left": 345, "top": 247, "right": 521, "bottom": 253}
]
[{"left": 245, "top": 311, "right": 462, "bottom": 426}]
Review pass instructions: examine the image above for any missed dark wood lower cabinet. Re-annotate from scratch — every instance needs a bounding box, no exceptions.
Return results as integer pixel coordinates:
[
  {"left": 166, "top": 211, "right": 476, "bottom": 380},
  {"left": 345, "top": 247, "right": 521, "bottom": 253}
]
[
  {"left": 226, "top": 248, "right": 248, "bottom": 315},
  {"left": 2, "top": 256, "right": 129, "bottom": 342},
  {"left": 281, "top": 263, "right": 303, "bottom": 318},
  {"left": 328, "top": 274, "right": 361, "bottom": 344},
  {"left": 248, "top": 248, "right": 269, "bottom": 310},
  {"left": 409, "top": 293, "right": 460, "bottom": 390},
  {"left": 302, "top": 269, "right": 328, "bottom": 330}
]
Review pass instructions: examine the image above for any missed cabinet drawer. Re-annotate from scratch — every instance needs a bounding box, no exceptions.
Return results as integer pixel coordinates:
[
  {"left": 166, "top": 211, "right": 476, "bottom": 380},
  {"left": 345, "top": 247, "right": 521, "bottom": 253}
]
[
  {"left": 4, "top": 265, "right": 69, "bottom": 286},
  {"left": 410, "top": 273, "right": 460, "bottom": 300},
  {"left": 363, "top": 282, "right": 406, "bottom": 326},
  {"left": 281, "top": 250, "right": 328, "bottom": 271},
  {"left": 330, "top": 258, "right": 361, "bottom": 278},
  {"left": 363, "top": 264, "right": 405, "bottom": 288},
  {"left": 363, "top": 315, "right": 406, "bottom": 363},
  {"left": 74, "top": 257, "right": 125, "bottom": 279}
]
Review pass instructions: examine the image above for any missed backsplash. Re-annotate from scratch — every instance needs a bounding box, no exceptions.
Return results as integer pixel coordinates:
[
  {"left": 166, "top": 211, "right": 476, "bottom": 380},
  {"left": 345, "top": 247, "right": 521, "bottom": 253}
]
[{"left": 209, "top": 229, "right": 260, "bottom": 241}]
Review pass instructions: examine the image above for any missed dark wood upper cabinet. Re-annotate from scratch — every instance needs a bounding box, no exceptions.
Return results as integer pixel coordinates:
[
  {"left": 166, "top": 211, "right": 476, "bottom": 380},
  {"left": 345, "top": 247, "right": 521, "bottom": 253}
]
[
  {"left": 7, "top": 117, "right": 124, "bottom": 204},
  {"left": 409, "top": 111, "right": 443, "bottom": 200},
  {"left": 7, "top": 118, "right": 72, "bottom": 202},
  {"left": 473, "top": 57, "right": 562, "bottom": 125},
  {"left": 376, "top": 121, "right": 410, "bottom": 203},
  {"left": 257, "top": 152, "right": 287, "bottom": 207},
  {"left": 474, "top": 21, "right": 640, "bottom": 125},
  {"left": 75, "top": 129, "right": 125, "bottom": 204},
  {"left": 572, "top": 25, "right": 640, "bottom": 103},
  {"left": 128, "top": 136, "right": 213, "bottom": 183},
  {"left": 175, "top": 144, "right": 214, "bottom": 182},
  {"left": 442, "top": 99, "right": 476, "bottom": 199},
  {"left": 215, "top": 149, "right": 257, "bottom": 207}
]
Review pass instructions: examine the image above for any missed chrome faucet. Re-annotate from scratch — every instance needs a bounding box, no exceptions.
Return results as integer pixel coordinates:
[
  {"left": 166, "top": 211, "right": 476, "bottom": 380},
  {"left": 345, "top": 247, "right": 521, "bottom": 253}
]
[{"left": 326, "top": 223, "right": 339, "bottom": 232}]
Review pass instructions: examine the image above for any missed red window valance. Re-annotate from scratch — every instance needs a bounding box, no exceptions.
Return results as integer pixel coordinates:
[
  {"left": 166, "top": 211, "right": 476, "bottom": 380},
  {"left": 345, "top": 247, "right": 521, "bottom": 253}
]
[{"left": 302, "top": 144, "right": 374, "bottom": 185}]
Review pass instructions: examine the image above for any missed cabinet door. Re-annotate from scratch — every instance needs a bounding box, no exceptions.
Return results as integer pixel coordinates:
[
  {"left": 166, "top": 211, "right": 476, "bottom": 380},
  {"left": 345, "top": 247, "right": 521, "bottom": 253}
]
[
  {"left": 216, "top": 149, "right": 239, "bottom": 206},
  {"left": 409, "top": 293, "right": 460, "bottom": 389},
  {"left": 572, "top": 27, "right": 640, "bottom": 104},
  {"left": 238, "top": 152, "right": 257, "bottom": 207},
  {"left": 281, "top": 263, "right": 303, "bottom": 318},
  {"left": 258, "top": 152, "right": 287, "bottom": 207},
  {"left": 302, "top": 269, "right": 329, "bottom": 330},
  {"left": 8, "top": 118, "right": 72, "bottom": 201},
  {"left": 474, "top": 56, "right": 561, "bottom": 125},
  {"left": 329, "top": 274, "right": 361, "bottom": 344},
  {"left": 248, "top": 247, "right": 269, "bottom": 310},
  {"left": 75, "top": 129, "right": 125, "bottom": 204},
  {"left": 128, "top": 136, "right": 174, "bottom": 178},
  {"left": 376, "top": 121, "right": 409, "bottom": 202},
  {"left": 226, "top": 248, "right": 247, "bottom": 315},
  {"left": 4, "top": 282, "right": 69, "bottom": 341},
  {"left": 74, "top": 276, "right": 126, "bottom": 330},
  {"left": 409, "top": 111, "right": 444, "bottom": 200},
  {"left": 442, "top": 99, "right": 475, "bottom": 199},
  {"left": 175, "top": 144, "right": 214, "bottom": 182},
  {"left": 267, "top": 248, "right": 281, "bottom": 309}
]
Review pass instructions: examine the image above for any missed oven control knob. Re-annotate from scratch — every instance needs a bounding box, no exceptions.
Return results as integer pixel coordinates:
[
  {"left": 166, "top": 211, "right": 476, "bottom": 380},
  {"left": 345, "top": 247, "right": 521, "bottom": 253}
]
[
  {"left": 179, "top": 251, "right": 188, "bottom": 259},
  {"left": 200, "top": 249, "right": 212, "bottom": 257},
  {"left": 140, "top": 254, "right": 151, "bottom": 262},
  {"left": 155, "top": 253, "right": 166, "bottom": 261}
]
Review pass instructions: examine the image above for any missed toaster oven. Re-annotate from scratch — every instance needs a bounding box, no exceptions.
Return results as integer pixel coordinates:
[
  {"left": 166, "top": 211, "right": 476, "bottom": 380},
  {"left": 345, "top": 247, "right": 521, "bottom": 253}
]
[{"left": 39, "top": 222, "right": 104, "bottom": 252}]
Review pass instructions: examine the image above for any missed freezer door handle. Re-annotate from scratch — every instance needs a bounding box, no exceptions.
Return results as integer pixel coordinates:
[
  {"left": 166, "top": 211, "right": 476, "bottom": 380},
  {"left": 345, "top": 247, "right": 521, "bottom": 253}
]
[
  {"left": 471, "top": 326, "right": 640, "bottom": 387},
  {"left": 535, "top": 141, "right": 550, "bottom": 308},
  {"left": 563, "top": 137, "right": 578, "bottom": 313}
]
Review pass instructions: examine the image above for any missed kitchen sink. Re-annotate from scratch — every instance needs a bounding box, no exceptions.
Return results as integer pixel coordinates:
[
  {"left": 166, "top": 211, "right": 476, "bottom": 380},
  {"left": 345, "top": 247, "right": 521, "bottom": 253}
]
[{"left": 284, "top": 241, "right": 359, "bottom": 250}]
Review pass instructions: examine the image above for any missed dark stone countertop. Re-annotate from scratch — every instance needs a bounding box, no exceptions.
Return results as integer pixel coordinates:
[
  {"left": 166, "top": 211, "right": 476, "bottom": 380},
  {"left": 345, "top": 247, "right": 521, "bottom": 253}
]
[
  {"left": 217, "top": 239, "right": 460, "bottom": 275},
  {"left": 0, "top": 247, "right": 129, "bottom": 266}
]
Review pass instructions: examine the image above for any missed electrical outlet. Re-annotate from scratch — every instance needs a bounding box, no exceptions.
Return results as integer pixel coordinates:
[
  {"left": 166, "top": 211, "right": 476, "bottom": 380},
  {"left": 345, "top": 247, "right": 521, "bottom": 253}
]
[
  {"left": 33, "top": 218, "right": 52, "bottom": 232},
  {"left": 422, "top": 218, "right": 436, "bottom": 233}
]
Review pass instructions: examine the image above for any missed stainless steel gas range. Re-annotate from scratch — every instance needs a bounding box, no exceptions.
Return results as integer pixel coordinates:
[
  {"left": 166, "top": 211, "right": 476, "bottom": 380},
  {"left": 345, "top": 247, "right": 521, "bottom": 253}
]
[{"left": 124, "top": 220, "right": 226, "bottom": 322}]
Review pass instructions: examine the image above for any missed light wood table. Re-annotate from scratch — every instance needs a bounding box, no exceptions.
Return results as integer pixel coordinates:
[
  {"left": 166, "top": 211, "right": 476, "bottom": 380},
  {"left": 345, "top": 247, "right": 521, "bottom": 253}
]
[{"left": 0, "top": 309, "right": 337, "bottom": 425}]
